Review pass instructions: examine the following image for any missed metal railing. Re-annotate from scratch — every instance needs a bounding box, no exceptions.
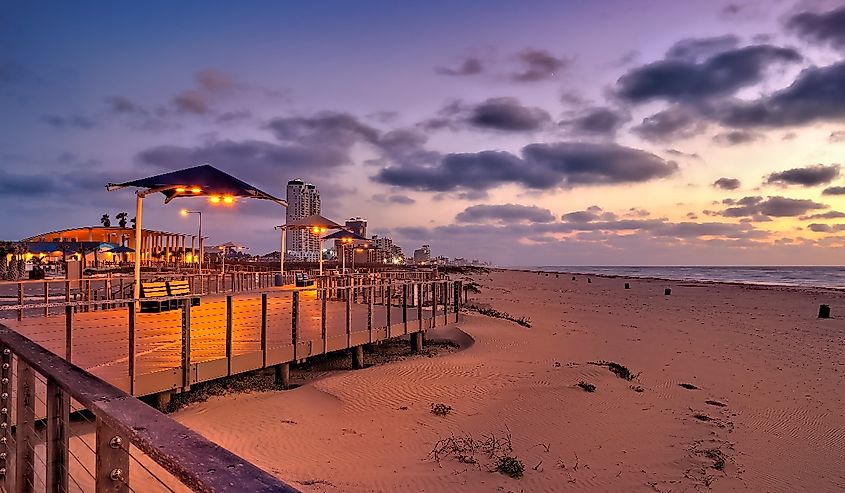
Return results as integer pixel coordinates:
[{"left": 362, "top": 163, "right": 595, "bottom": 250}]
[
  {"left": 0, "top": 279, "right": 463, "bottom": 399},
  {"left": 0, "top": 323, "right": 299, "bottom": 492}
]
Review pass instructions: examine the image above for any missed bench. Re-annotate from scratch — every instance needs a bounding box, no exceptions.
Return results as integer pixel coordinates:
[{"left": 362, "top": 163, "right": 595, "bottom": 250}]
[
  {"left": 140, "top": 281, "right": 169, "bottom": 313},
  {"left": 295, "top": 273, "right": 314, "bottom": 287},
  {"left": 166, "top": 279, "right": 201, "bottom": 309}
]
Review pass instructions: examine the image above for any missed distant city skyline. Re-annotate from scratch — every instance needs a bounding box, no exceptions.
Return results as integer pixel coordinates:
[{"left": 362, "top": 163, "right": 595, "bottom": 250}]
[{"left": 3, "top": 1, "right": 845, "bottom": 265}]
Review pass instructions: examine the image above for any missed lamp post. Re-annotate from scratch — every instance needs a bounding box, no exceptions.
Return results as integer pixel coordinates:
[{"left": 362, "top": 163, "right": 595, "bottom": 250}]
[{"left": 181, "top": 210, "right": 202, "bottom": 274}]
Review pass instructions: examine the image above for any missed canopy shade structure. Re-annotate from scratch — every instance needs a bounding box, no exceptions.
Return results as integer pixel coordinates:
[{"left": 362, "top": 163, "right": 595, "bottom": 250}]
[
  {"left": 280, "top": 214, "right": 343, "bottom": 230},
  {"left": 106, "top": 164, "right": 287, "bottom": 303},
  {"left": 106, "top": 164, "right": 286, "bottom": 206},
  {"left": 321, "top": 229, "right": 368, "bottom": 241}
]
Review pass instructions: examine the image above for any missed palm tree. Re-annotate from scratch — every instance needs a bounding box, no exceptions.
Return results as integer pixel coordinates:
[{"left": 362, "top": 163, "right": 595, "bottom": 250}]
[
  {"left": 116, "top": 212, "right": 128, "bottom": 228},
  {"left": 101, "top": 214, "right": 111, "bottom": 227},
  {"left": 0, "top": 243, "right": 8, "bottom": 281},
  {"left": 130, "top": 216, "right": 136, "bottom": 228}
]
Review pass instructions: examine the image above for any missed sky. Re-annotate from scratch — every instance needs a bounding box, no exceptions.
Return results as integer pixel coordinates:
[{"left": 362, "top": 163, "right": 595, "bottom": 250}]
[{"left": 3, "top": 0, "right": 845, "bottom": 266}]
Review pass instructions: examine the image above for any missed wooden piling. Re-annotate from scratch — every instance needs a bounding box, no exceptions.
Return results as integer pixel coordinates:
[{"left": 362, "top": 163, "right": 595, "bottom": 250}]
[
  {"left": 274, "top": 363, "right": 290, "bottom": 389},
  {"left": 818, "top": 304, "right": 831, "bottom": 318},
  {"left": 664, "top": 288, "right": 671, "bottom": 295},
  {"left": 624, "top": 282, "right": 630, "bottom": 289},
  {"left": 352, "top": 346, "right": 364, "bottom": 370}
]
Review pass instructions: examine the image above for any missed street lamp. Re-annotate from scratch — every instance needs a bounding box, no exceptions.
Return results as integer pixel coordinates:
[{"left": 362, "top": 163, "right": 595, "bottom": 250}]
[
  {"left": 340, "top": 237, "right": 353, "bottom": 274},
  {"left": 180, "top": 209, "right": 202, "bottom": 274}
]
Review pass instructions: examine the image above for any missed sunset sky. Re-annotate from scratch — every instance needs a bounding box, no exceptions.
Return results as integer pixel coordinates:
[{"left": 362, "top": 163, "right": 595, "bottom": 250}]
[{"left": 3, "top": 0, "right": 845, "bottom": 265}]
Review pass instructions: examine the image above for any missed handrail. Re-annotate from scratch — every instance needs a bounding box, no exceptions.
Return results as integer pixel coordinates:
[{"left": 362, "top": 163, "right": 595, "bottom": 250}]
[{"left": 0, "top": 323, "right": 300, "bottom": 492}]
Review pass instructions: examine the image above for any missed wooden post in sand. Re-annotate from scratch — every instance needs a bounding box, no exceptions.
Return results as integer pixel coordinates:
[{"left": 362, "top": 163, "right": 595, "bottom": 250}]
[
  {"left": 624, "top": 282, "right": 630, "bottom": 289},
  {"left": 275, "top": 363, "right": 290, "bottom": 389},
  {"left": 410, "top": 331, "right": 423, "bottom": 353},
  {"left": 818, "top": 304, "right": 831, "bottom": 318},
  {"left": 664, "top": 288, "right": 671, "bottom": 295},
  {"left": 225, "top": 295, "right": 233, "bottom": 376},
  {"left": 352, "top": 345, "right": 364, "bottom": 370}
]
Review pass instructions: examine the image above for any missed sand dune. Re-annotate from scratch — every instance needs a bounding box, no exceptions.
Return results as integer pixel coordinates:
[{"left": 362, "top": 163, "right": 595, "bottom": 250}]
[{"left": 174, "top": 270, "right": 845, "bottom": 492}]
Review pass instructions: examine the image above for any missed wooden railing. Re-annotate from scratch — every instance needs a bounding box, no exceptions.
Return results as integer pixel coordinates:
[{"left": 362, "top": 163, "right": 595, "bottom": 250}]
[{"left": 0, "top": 324, "right": 299, "bottom": 492}]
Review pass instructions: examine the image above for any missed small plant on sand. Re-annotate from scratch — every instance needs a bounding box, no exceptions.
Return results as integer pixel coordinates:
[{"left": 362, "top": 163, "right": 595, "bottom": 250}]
[
  {"left": 577, "top": 381, "right": 596, "bottom": 392},
  {"left": 431, "top": 403, "right": 453, "bottom": 416},
  {"left": 496, "top": 456, "right": 525, "bottom": 478},
  {"left": 429, "top": 427, "right": 523, "bottom": 479},
  {"left": 630, "top": 385, "right": 645, "bottom": 393},
  {"left": 466, "top": 304, "right": 532, "bottom": 328},
  {"left": 679, "top": 383, "right": 699, "bottom": 390},
  {"left": 587, "top": 361, "right": 640, "bottom": 381}
]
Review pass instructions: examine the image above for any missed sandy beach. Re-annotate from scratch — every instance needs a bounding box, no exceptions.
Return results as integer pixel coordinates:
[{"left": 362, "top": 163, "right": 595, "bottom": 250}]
[{"left": 173, "top": 269, "right": 845, "bottom": 492}]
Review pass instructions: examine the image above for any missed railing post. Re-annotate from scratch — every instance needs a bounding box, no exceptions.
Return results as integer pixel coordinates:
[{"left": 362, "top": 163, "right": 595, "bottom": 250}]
[
  {"left": 65, "top": 305, "right": 73, "bottom": 362},
  {"left": 15, "top": 360, "right": 35, "bottom": 493},
  {"left": 292, "top": 291, "right": 299, "bottom": 361},
  {"left": 402, "top": 284, "right": 408, "bottom": 335},
  {"left": 225, "top": 295, "right": 233, "bottom": 376},
  {"left": 430, "top": 281, "right": 437, "bottom": 328},
  {"left": 454, "top": 281, "right": 461, "bottom": 323},
  {"left": 367, "top": 285, "right": 373, "bottom": 344},
  {"left": 128, "top": 302, "right": 135, "bottom": 395},
  {"left": 181, "top": 300, "right": 191, "bottom": 391},
  {"left": 321, "top": 290, "right": 327, "bottom": 353},
  {"left": 386, "top": 281, "right": 392, "bottom": 328},
  {"left": 0, "top": 344, "right": 11, "bottom": 490},
  {"left": 346, "top": 287, "right": 352, "bottom": 347},
  {"left": 442, "top": 281, "right": 448, "bottom": 325},
  {"left": 417, "top": 282, "right": 423, "bottom": 332},
  {"left": 44, "top": 281, "right": 49, "bottom": 317},
  {"left": 17, "top": 284, "right": 22, "bottom": 321},
  {"left": 95, "top": 416, "right": 129, "bottom": 492},
  {"left": 46, "top": 378, "right": 69, "bottom": 493},
  {"left": 261, "top": 293, "right": 268, "bottom": 368}
]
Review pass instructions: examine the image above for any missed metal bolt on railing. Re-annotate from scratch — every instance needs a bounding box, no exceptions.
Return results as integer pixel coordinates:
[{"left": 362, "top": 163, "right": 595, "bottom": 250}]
[
  {"left": 110, "top": 436, "right": 123, "bottom": 448},
  {"left": 110, "top": 468, "right": 125, "bottom": 481}
]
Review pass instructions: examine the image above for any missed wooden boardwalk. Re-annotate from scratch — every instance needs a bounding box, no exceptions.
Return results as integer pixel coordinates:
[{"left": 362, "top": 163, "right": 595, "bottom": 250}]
[{"left": 3, "top": 280, "right": 460, "bottom": 397}]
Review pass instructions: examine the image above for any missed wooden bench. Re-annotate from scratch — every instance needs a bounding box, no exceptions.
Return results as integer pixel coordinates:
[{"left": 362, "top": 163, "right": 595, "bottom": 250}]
[
  {"left": 295, "top": 273, "right": 314, "bottom": 287},
  {"left": 166, "top": 280, "right": 200, "bottom": 309},
  {"left": 140, "top": 281, "right": 169, "bottom": 313}
]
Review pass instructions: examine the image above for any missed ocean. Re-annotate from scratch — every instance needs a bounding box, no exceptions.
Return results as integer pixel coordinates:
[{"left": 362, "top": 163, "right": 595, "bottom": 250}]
[{"left": 535, "top": 266, "right": 845, "bottom": 290}]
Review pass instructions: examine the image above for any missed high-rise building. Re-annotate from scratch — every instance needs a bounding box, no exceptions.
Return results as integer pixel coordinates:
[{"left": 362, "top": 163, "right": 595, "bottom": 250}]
[
  {"left": 336, "top": 217, "right": 367, "bottom": 265},
  {"left": 413, "top": 244, "right": 431, "bottom": 264},
  {"left": 285, "top": 179, "right": 321, "bottom": 262}
]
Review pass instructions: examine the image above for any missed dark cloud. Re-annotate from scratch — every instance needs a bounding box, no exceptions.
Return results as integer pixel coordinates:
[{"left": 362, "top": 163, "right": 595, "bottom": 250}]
[
  {"left": 136, "top": 139, "right": 349, "bottom": 180},
  {"left": 456, "top": 204, "right": 556, "bottom": 224},
  {"left": 466, "top": 97, "right": 551, "bottom": 131},
  {"left": 808, "top": 223, "right": 832, "bottom": 232},
  {"left": 435, "top": 57, "right": 483, "bottom": 76},
  {"left": 800, "top": 210, "right": 845, "bottom": 220},
  {"left": 616, "top": 44, "right": 801, "bottom": 104},
  {"left": 665, "top": 149, "right": 701, "bottom": 159},
  {"left": 195, "top": 68, "right": 238, "bottom": 93},
  {"left": 511, "top": 49, "right": 568, "bottom": 82},
  {"left": 372, "top": 194, "right": 415, "bottom": 205},
  {"left": 666, "top": 35, "right": 740, "bottom": 62},
  {"left": 562, "top": 206, "right": 617, "bottom": 223},
  {"left": 822, "top": 185, "right": 845, "bottom": 195},
  {"left": 375, "top": 142, "right": 677, "bottom": 192},
  {"left": 714, "top": 177, "right": 741, "bottom": 190},
  {"left": 40, "top": 114, "right": 96, "bottom": 129},
  {"left": 172, "top": 90, "right": 210, "bottom": 114},
  {"left": 721, "top": 195, "right": 827, "bottom": 217},
  {"left": 560, "top": 107, "right": 629, "bottom": 136},
  {"left": 787, "top": 6, "right": 845, "bottom": 51},
  {"left": 103, "top": 96, "right": 143, "bottom": 114},
  {"left": 631, "top": 107, "right": 704, "bottom": 141},
  {"left": 717, "top": 61, "right": 845, "bottom": 128},
  {"left": 713, "top": 130, "right": 764, "bottom": 146},
  {"left": 765, "top": 164, "right": 840, "bottom": 187},
  {"left": 267, "top": 112, "right": 380, "bottom": 146}
]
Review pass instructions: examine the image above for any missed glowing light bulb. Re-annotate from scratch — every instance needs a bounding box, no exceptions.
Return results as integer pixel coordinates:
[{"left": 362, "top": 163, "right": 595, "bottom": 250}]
[
  {"left": 209, "top": 196, "right": 221, "bottom": 204},
  {"left": 180, "top": 209, "right": 188, "bottom": 216},
  {"left": 223, "top": 196, "right": 234, "bottom": 204},
  {"left": 176, "top": 187, "right": 186, "bottom": 193},
  {"left": 191, "top": 187, "right": 201, "bottom": 194}
]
